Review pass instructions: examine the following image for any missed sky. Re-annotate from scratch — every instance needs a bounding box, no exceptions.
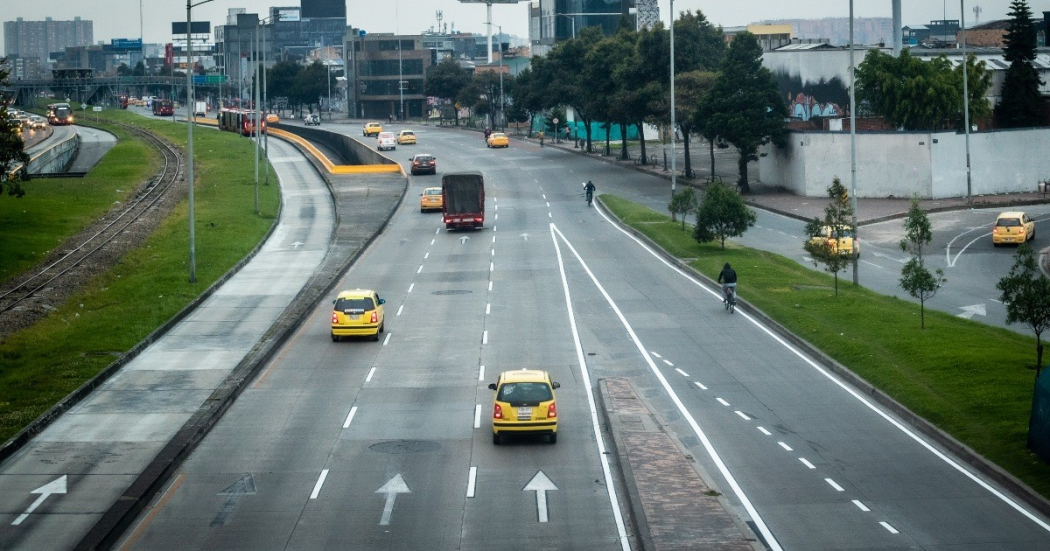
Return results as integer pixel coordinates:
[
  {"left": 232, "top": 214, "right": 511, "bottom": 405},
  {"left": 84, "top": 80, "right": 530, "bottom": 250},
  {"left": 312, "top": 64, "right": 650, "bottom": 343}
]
[{"left": 1, "top": 0, "right": 1036, "bottom": 54}]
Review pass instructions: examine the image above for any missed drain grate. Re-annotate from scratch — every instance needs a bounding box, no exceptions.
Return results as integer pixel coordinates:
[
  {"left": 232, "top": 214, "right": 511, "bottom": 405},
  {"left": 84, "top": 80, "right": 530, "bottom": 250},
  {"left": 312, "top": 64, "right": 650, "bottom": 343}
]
[
  {"left": 369, "top": 440, "right": 442, "bottom": 454},
  {"left": 431, "top": 290, "right": 472, "bottom": 295}
]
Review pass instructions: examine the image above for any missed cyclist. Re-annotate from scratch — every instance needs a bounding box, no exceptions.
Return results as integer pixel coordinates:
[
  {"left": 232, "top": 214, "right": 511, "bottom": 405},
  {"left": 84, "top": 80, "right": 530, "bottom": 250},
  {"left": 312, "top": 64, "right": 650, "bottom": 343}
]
[
  {"left": 583, "top": 180, "right": 596, "bottom": 206},
  {"left": 717, "top": 262, "right": 737, "bottom": 304}
]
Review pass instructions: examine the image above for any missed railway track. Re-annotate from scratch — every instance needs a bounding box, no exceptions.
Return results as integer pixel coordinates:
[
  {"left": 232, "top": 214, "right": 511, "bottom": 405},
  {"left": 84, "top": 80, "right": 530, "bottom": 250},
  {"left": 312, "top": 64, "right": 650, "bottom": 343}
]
[{"left": 0, "top": 124, "right": 186, "bottom": 338}]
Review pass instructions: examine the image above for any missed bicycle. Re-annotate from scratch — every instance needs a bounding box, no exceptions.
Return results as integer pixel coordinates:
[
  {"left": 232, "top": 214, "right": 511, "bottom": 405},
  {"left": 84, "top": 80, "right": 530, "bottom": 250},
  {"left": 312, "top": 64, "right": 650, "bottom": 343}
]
[
  {"left": 586, "top": 190, "right": 593, "bottom": 207},
  {"left": 723, "top": 286, "right": 736, "bottom": 313}
]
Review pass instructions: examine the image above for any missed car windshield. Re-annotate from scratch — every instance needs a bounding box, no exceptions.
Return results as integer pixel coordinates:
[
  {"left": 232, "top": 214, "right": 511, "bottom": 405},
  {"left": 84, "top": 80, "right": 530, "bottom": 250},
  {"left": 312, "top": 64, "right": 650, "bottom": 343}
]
[
  {"left": 415, "top": 156, "right": 433, "bottom": 162},
  {"left": 424, "top": 189, "right": 441, "bottom": 196},
  {"left": 497, "top": 382, "right": 552, "bottom": 403},
  {"left": 335, "top": 297, "right": 375, "bottom": 313},
  {"left": 402, "top": 131, "right": 414, "bottom": 136},
  {"left": 997, "top": 218, "right": 1022, "bottom": 227}
]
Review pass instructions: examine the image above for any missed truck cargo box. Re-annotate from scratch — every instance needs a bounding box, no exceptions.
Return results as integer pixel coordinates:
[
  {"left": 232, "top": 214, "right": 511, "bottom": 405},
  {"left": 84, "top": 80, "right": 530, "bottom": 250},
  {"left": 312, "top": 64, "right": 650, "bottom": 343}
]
[{"left": 442, "top": 172, "right": 485, "bottom": 230}]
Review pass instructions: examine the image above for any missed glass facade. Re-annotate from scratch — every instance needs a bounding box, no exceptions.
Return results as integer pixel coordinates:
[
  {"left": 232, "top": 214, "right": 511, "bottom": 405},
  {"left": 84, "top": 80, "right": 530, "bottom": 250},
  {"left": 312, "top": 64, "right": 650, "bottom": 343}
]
[{"left": 538, "top": 0, "right": 636, "bottom": 42}]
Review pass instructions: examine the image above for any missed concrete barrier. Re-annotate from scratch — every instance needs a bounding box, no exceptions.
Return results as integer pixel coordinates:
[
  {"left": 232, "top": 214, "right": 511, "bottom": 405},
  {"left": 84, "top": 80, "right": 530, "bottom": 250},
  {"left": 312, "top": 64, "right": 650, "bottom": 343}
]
[{"left": 25, "top": 132, "right": 80, "bottom": 175}]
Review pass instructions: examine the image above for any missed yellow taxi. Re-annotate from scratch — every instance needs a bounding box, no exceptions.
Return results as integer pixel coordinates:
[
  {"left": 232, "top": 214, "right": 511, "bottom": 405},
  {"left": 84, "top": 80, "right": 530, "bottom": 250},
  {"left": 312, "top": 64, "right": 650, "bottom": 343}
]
[
  {"left": 488, "top": 369, "right": 560, "bottom": 444},
  {"left": 397, "top": 129, "right": 417, "bottom": 145},
  {"left": 486, "top": 132, "right": 509, "bottom": 148},
  {"left": 420, "top": 187, "right": 443, "bottom": 212},
  {"left": 331, "top": 289, "right": 386, "bottom": 341},
  {"left": 992, "top": 211, "right": 1035, "bottom": 246},
  {"left": 363, "top": 122, "right": 383, "bottom": 137},
  {"left": 808, "top": 225, "right": 859, "bottom": 257}
]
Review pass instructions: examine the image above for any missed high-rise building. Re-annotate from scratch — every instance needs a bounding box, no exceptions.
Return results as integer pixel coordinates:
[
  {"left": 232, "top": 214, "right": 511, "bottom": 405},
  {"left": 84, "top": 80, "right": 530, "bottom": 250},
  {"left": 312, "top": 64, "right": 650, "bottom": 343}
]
[
  {"left": 531, "top": 0, "right": 639, "bottom": 54},
  {"left": 301, "top": 0, "right": 345, "bottom": 19},
  {"left": 4, "top": 17, "right": 92, "bottom": 63}
]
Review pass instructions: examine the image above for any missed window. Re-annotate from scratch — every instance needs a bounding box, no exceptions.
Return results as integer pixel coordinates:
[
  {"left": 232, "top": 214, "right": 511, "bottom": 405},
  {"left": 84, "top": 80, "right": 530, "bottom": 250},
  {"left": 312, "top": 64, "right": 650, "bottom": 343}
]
[
  {"left": 498, "top": 382, "right": 552, "bottom": 403},
  {"left": 335, "top": 297, "right": 375, "bottom": 312}
]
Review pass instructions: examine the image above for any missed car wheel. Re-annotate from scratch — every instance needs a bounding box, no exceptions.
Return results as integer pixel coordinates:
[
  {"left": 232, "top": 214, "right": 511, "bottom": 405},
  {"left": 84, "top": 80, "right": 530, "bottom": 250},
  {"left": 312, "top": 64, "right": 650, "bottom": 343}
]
[
  {"left": 372, "top": 331, "right": 380, "bottom": 342},
  {"left": 331, "top": 334, "right": 339, "bottom": 342},
  {"left": 492, "top": 432, "right": 501, "bottom": 445},
  {"left": 380, "top": 321, "right": 385, "bottom": 333},
  {"left": 549, "top": 432, "right": 557, "bottom": 444}
]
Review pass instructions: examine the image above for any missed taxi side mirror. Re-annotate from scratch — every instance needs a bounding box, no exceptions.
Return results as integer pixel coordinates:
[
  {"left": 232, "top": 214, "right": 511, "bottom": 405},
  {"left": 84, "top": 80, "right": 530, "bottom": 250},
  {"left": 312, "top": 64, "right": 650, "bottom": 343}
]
[
  {"left": 378, "top": 298, "right": 386, "bottom": 305},
  {"left": 487, "top": 383, "right": 497, "bottom": 390},
  {"left": 552, "top": 382, "right": 560, "bottom": 389}
]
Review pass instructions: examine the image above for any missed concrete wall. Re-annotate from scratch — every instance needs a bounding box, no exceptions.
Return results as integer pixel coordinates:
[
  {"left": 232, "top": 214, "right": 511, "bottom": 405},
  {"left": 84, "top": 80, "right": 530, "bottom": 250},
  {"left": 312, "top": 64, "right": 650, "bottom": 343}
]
[
  {"left": 759, "top": 127, "right": 1050, "bottom": 198},
  {"left": 270, "top": 123, "right": 394, "bottom": 166},
  {"left": 27, "top": 132, "right": 80, "bottom": 175}
]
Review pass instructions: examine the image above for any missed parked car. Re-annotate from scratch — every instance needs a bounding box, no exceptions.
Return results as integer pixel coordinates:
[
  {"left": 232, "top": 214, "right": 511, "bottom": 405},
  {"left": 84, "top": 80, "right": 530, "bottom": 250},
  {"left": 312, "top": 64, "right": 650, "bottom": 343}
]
[
  {"left": 992, "top": 211, "right": 1035, "bottom": 246},
  {"left": 377, "top": 131, "right": 397, "bottom": 151},
  {"left": 330, "top": 289, "right": 385, "bottom": 341},
  {"left": 304, "top": 113, "right": 320, "bottom": 126},
  {"left": 363, "top": 122, "right": 383, "bottom": 136},
  {"left": 409, "top": 154, "right": 436, "bottom": 175},
  {"left": 488, "top": 369, "right": 560, "bottom": 444}
]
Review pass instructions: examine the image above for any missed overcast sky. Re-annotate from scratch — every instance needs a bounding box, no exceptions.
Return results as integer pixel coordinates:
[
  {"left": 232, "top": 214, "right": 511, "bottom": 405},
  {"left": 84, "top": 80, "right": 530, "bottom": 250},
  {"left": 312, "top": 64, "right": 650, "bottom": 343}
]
[{"left": 1, "top": 0, "right": 1034, "bottom": 54}]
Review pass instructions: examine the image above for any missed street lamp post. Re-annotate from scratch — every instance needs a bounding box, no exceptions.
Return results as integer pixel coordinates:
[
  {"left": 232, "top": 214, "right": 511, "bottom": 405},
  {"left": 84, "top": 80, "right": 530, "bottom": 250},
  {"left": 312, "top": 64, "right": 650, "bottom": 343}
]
[
  {"left": 961, "top": 0, "right": 972, "bottom": 206},
  {"left": 498, "top": 24, "right": 504, "bottom": 131},
  {"left": 849, "top": 0, "right": 859, "bottom": 285},
  {"left": 186, "top": 0, "right": 217, "bottom": 283},
  {"left": 669, "top": 0, "right": 676, "bottom": 197}
]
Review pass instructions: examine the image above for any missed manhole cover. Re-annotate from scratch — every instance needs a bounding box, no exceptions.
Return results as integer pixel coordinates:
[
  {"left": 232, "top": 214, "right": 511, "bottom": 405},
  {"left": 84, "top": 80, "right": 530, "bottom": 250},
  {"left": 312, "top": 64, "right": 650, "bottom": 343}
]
[
  {"left": 369, "top": 440, "right": 442, "bottom": 454},
  {"left": 432, "top": 290, "right": 472, "bottom": 295}
]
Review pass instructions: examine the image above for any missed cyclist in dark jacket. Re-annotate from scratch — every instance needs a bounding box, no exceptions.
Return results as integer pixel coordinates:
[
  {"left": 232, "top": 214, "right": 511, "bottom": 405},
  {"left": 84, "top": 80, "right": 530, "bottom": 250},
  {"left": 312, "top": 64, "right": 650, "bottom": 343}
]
[
  {"left": 583, "top": 180, "right": 596, "bottom": 205},
  {"left": 717, "top": 262, "right": 737, "bottom": 303}
]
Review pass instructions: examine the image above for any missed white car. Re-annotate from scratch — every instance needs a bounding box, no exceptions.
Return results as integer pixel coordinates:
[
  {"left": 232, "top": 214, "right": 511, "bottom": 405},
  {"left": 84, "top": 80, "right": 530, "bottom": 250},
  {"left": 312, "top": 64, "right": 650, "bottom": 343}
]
[
  {"left": 377, "top": 131, "right": 396, "bottom": 151},
  {"left": 304, "top": 113, "right": 320, "bottom": 126}
]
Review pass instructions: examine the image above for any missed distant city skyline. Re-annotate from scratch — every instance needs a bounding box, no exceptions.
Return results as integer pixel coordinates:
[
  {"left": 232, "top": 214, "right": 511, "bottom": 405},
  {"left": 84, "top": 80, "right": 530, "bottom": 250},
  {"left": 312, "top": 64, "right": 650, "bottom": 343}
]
[{"left": 1, "top": 0, "right": 1031, "bottom": 57}]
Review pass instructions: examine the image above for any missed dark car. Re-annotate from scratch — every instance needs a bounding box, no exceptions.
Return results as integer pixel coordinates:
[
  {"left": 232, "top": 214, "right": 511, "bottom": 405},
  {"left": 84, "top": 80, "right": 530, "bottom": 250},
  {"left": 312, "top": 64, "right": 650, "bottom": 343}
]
[{"left": 410, "top": 154, "right": 437, "bottom": 175}]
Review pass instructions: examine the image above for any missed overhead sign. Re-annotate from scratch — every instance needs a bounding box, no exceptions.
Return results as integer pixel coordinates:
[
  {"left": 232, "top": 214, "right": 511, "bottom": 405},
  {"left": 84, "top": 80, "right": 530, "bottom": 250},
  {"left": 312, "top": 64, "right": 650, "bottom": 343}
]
[
  {"left": 193, "top": 75, "right": 227, "bottom": 84},
  {"left": 171, "top": 22, "right": 211, "bottom": 35},
  {"left": 111, "top": 38, "right": 143, "bottom": 51},
  {"left": 276, "top": 8, "right": 300, "bottom": 22}
]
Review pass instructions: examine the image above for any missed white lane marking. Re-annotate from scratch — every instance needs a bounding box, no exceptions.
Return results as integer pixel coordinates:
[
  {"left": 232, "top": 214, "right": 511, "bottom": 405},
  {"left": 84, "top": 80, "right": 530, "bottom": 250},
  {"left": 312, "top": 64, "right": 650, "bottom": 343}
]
[
  {"left": 490, "top": 262, "right": 494, "bottom": 272},
  {"left": 651, "top": 351, "right": 662, "bottom": 358},
  {"left": 396, "top": 305, "right": 404, "bottom": 316},
  {"left": 860, "top": 259, "right": 882, "bottom": 269},
  {"left": 343, "top": 406, "right": 358, "bottom": 428},
  {"left": 365, "top": 367, "right": 376, "bottom": 382},
  {"left": 483, "top": 331, "right": 489, "bottom": 345},
  {"left": 548, "top": 212, "right": 552, "bottom": 218},
  {"left": 491, "top": 249, "right": 495, "bottom": 256},
  {"left": 734, "top": 411, "right": 751, "bottom": 421},
  {"left": 799, "top": 458, "right": 816, "bottom": 469},
  {"left": 758, "top": 426, "right": 772, "bottom": 436},
  {"left": 549, "top": 225, "right": 632, "bottom": 550},
  {"left": 716, "top": 398, "right": 730, "bottom": 406},
  {"left": 408, "top": 283, "right": 414, "bottom": 293},
  {"left": 595, "top": 206, "right": 1050, "bottom": 534},
  {"left": 542, "top": 194, "right": 546, "bottom": 199},
  {"left": 486, "top": 303, "right": 491, "bottom": 315},
  {"left": 474, "top": 404, "right": 482, "bottom": 428},
  {"left": 431, "top": 238, "right": 436, "bottom": 245},
  {"left": 546, "top": 202, "right": 550, "bottom": 208},
  {"left": 946, "top": 226, "right": 991, "bottom": 267},
  {"left": 479, "top": 365, "right": 485, "bottom": 381},
  {"left": 434, "top": 228, "right": 439, "bottom": 235},
  {"left": 694, "top": 382, "right": 707, "bottom": 390},
  {"left": 424, "top": 252, "right": 429, "bottom": 259},
  {"left": 467, "top": 467, "right": 478, "bottom": 498},
  {"left": 880, "top": 522, "right": 900, "bottom": 534},
  {"left": 675, "top": 368, "right": 689, "bottom": 377},
  {"left": 382, "top": 333, "right": 391, "bottom": 345},
  {"left": 663, "top": 359, "right": 674, "bottom": 367},
  {"left": 488, "top": 281, "right": 493, "bottom": 292},
  {"left": 825, "top": 478, "right": 845, "bottom": 492},
  {"left": 417, "top": 265, "right": 423, "bottom": 274},
  {"left": 310, "top": 470, "right": 329, "bottom": 499},
  {"left": 493, "top": 235, "right": 496, "bottom": 243},
  {"left": 778, "top": 442, "right": 793, "bottom": 451},
  {"left": 495, "top": 214, "right": 498, "bottom": 221},
  {"left": 853, "top": 500, "right": 871, "bottom": 512}
]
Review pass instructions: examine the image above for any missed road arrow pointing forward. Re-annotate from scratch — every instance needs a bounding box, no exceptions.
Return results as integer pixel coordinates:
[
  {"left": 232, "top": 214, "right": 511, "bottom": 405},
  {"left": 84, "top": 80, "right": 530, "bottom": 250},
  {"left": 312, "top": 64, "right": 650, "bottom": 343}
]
[
  {"left": 520, "top": 233, "right": 529, "bottom": 241},
  {"left": 524, "top": 471, "right": 558, "bottom": 523},
  {"left": 12, "top": 475, "right": 67, "bottom": 526},
  {"left": 290, "top": 241, "right": 304, "bottom": 249},
  {"left": 376, "top": 474, "right": 411, "bottom": 526},
  {"left": 459, "top": 236, "right": 471, "bottom": 244},
  {"left": 212, "top": 473, "right": 257, "bottom": 527},
  {"left": 957, "top": 304, "right": 987, "bottom": 319}
]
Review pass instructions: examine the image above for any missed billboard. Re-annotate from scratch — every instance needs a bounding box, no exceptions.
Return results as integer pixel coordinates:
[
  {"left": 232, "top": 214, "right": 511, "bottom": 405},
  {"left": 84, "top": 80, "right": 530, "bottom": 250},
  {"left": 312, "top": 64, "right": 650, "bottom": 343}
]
[
  {"left": 301, "top": 0, "right": 345, "bottom": 18},
  {"left": 171, "top": 22, "right": 211, "bottom": 35},
  {"left": 111, "top": 38, "right": 143, "bottom": 51},
  {"left": 275, "top": 8, "right": 301, "bottom": 22}
]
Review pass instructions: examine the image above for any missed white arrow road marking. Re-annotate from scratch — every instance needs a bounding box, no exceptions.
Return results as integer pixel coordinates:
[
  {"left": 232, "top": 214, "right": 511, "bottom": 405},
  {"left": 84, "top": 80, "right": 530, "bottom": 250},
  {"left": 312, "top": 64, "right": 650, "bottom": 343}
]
[
  {"left": 870, "top": 251, "right": 907, "bottom": 264},
  {"left": 524, "top": 471, "right": 558, "bottom": 523},
  {"left": 12, "top": 475, "right": 67, "bottom": 526},
  {"left": 212, "top": 474, "right": 257, "bottom": 526},
  {"left": 290, "top": 241, "right": 304, "bottom": 249},
  {"left": 376, "top": 474, "right": 411, "bottom": 525},
  {"left": 957, "top": 303, "right": 987, "bottom": 319},
  {"left": 460, "top": 236, "right": 470, "bottom": 244},
  {"left": 520, "top": 233, "right": 529, "bottom": 241}
]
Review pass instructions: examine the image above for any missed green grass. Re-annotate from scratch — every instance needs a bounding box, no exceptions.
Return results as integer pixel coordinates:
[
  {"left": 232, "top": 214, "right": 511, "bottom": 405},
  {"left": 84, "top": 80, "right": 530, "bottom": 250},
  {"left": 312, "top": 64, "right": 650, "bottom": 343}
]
[
  {"left": 601, "top": 194, "right": 1050, "bottom": 499},
  {"left": 0, "top": 109, "right": 280, "bottom": 442}
]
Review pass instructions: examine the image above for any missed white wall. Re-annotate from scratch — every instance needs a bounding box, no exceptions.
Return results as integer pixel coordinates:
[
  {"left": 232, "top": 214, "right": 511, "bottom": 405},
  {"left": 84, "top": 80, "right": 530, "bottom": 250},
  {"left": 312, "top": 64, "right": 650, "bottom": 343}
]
[{"left": 759, "top": 127, "right": 1050, "bottom": 199}]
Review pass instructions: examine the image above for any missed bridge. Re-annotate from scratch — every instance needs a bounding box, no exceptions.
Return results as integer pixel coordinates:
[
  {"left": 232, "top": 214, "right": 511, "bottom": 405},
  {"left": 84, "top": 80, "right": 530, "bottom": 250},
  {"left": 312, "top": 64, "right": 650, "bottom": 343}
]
[{"left": 0, "top": 75, "right": 230, "bottom": 108}]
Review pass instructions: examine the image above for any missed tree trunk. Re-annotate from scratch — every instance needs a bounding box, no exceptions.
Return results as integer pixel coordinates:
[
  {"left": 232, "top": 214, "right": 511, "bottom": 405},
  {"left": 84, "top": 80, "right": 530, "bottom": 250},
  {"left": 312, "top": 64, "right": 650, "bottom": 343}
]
[
  {"left": 682, "top": 128, "right": 693, "bottom": 179},
  {"left": 583, "top": 117, "right": 593, "bottom": 153},
  {"left": 737, "top": 154, "right": 751, "bottom": 194},
  {"left": 619, "top": 122, "right": 629, "bottom": 160},
  {"left": 638, "top": 121, "right": 647, "bottom": 165}
]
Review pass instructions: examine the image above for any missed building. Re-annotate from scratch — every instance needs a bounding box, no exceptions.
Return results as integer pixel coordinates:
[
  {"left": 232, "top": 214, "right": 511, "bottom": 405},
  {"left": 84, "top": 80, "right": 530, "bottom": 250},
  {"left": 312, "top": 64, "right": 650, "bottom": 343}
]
[
  {"left": 345, "top": 32, "right": 434, "bottom": 120},
  {"left": 3, "top": 17, "right": 93, "bottom": 69},
  {"left": 530, "top": 0, "right": 639, "bottom": 55},
  {"left": 723, "top": 24, "right": 794, "bottom": 51},
  {"left": 214, "top": 10, "right": 273, "bottom": 104},
  {"left": 903, "top": 19, "right": 960, "bottom": 47},
  {"left": 764, "top": 18, "right": 893, "bottom": 47},
  {"left": 959, "top": 19, "right": 1010, "bottom": 48},
  {"left": 1, "top": 55, "right": 44, "bottom": 80}
]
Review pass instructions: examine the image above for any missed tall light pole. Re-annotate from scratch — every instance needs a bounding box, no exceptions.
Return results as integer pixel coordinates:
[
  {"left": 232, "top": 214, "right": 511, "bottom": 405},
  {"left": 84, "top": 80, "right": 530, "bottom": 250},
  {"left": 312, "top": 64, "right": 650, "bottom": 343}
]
[
  {"left": 961, "top": 0, "right": 973, "bottom": 206},
  {"left": 498, "top": 24, "right": 505, "bottom": 131},
  {"left": 669, "top": 0, "right": 676, "bottom": 197},
  {"left": 849, "top": 0, "right": 859, "bottom": 285},
  {"left": 186, "top": 0, "right": 217, "bottom": 283},
  {"left": 253, "top": 21, "right": 260, "bottom": 215}
]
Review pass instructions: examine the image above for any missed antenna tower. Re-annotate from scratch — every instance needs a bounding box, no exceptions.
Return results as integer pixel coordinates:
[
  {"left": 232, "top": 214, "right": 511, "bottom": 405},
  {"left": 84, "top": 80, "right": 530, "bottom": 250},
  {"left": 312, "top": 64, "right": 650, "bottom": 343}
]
[
  {"left": 972, "top": 5, "right": 982, "bottom": 27},
  {"left": 436, "top": 11, "right": 444, "bottom": 33}
]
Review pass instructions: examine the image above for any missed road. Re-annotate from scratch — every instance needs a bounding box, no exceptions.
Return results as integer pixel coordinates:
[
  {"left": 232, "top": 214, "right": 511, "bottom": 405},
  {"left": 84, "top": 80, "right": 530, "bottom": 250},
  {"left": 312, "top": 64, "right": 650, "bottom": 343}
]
[{"left": 118, "top": 124, "right": 1050, "bottom": 550}]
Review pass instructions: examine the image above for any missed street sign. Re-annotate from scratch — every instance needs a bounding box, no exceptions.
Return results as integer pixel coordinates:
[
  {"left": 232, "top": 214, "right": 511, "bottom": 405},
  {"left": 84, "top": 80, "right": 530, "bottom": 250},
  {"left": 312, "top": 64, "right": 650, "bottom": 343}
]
[{"left": 193, "top": 75, "right": 227, "bottom": 84}]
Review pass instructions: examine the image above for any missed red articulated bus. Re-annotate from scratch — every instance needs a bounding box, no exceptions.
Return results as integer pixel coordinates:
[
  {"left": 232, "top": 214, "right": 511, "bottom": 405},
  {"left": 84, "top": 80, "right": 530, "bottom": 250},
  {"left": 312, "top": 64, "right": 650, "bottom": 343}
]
[
  {"left": 152, "top": 99, "right": 174, "bottom": 116},
  {"left": 46, "top": 103, "right": 74, "bottom": 125},
  {"left": 217, "top": 108, "right": 266, "bottom": 137},
  {"left": 117, "top": 95, "right": 129, "bottom": 109}
]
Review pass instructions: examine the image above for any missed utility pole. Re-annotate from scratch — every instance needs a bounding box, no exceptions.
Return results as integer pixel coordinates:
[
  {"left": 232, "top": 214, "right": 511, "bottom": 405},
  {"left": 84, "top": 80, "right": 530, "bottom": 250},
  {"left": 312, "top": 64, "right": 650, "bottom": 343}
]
[
  {"left": 669, "top": 0, "right": 676, "bottom": 198},
  {"left": 849, "top": 0, "right": 859, "bottom": 286}
]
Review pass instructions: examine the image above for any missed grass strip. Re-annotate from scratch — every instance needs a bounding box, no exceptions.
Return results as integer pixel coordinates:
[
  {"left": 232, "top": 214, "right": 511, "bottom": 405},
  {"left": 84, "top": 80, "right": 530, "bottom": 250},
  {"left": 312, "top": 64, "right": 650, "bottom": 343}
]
[
  {"left": 0, "top": 110, "right": 280, "bottom": 442},
  {"left": 601, "top": 193, "right": 1050, "bottom": 499}
]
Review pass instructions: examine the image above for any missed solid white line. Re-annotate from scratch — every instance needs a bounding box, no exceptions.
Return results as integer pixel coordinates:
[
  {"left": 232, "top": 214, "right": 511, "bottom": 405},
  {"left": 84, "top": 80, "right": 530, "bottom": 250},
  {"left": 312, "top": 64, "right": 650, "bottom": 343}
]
[
  {"left": 549, "top": 224, "right": 631, "bottom": 551},
  {"left": 486, "top": 303, "right": 491, "bottom": 315},
  {"left": 799, "top": 458, "right": 816, "bottom": 469},
  {"left": 880, "top": 522, "right": 900, "bottom": 534},
  {"left": 383, "top": 333, "right": 392, "bottom": 346},
  {"left": 675, "top": 368, "right": 689, "bottom": 377},
  {"left": 365, "top": 367, "right": 376, "bottom": 382},
  {"left": 716, "top": 398, "right": 730, "bottom": 406},
  {"left": 825, "top": 478, "right": 845, "bottom": 492},
  {"left": 417, "top": 265, "right": 423, "bottom": 274},
  {"left": 343, "top": 406, "right": 358, "bottom": 428},
  {"left": 467, "top": 467, "right": 478, "bottom": 498},
  {"left": 694, "top": 382, "right": 707, "bottom": 390},
  {"left": 310, "top": 469, "right": 329, "bottom": 499},
  {"left": 595, "top": 205, "right": 1050, "bottom": 534},
  {"left": 663, "top": 359, "right": 674, "bottom": 367},
  {"left": 474, "top": 404, "right": 482, "bottom": 428},
  {"left": 651, "top": 351, "right": 662, "bottom": 358},
  {"left": 483, "top": 331, "right": 488, "bottom": 345},
  {"left": 758, "top": 426, "right": 772, "bottom": 436},
  {"left": 853, "top": 500, "right": 870, "bottom": 512},
  {"left": 396, "top": 305, "right": 404, "bottom": 316},
  {"left": 778, "top": 442, "right": 793, "bottom": 452},
  {"left": 479, "top": 365, "right": 485, "bottom": 381},
  {"left": 408, "top": 283, "right": 414, "bottom": 293},
  {"left": 735, "top": 410, "right": 751, "bottom": 421}
]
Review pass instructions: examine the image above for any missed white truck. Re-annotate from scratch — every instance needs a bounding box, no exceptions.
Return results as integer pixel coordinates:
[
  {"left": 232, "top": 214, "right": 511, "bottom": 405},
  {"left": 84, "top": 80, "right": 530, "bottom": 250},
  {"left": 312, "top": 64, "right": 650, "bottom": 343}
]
[{"left": 193, "top": 101, "right": 207, "bottom": 117}]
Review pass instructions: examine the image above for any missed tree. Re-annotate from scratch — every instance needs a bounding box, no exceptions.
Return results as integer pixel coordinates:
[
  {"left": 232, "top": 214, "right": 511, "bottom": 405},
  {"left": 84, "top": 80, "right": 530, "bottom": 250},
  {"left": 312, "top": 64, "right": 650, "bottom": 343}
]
[
  {"left": 424, "top": 57, "right": 469, "bottom": 125},
  {"left": 699, "top": 32, "right": 787, "bottom": 193},
  {"left": 996, "top": 244, "right": 1050, "bottom": 374},
  {"left": 0, "top": 59, "right": 30, "bottom": 198},
  {"left": 898, "top": 197, "right": 946, "bottom": 328},
  {"left": 995, "top": 0, "right": 1045, "bottom": 128},
  {"left": 668, "top": 187, "right": 698, "bottom": 229},
  {"left": 677, "top": 70, "right": 717, "bottom": 178},
  {"left": 293, "top": 61, "right": 331, "bottom": 115},
  {"left": 267, "top": 60, "right": 302, "bottom": 113},
  {"left": 693, "top": 181, "right": 756, "bottom": 249},
  {"left": 803, "top": 177, "right": 855, "bottom": 296}
]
